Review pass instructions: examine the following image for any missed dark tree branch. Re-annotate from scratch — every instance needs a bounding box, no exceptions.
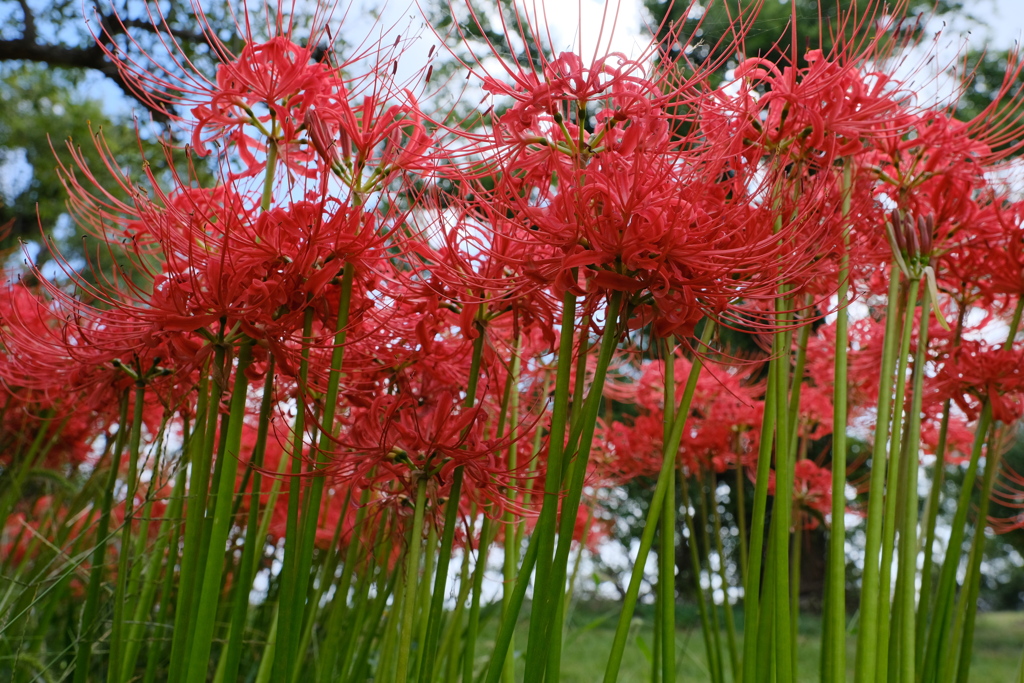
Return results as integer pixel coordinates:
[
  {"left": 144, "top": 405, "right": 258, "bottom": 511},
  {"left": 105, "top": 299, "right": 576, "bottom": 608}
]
[
  {"left": 16, "top": 0, "right": 36, "bottom": 44},
  {"left": 0, "top": 36, "right": 171, "bottom": 123}
]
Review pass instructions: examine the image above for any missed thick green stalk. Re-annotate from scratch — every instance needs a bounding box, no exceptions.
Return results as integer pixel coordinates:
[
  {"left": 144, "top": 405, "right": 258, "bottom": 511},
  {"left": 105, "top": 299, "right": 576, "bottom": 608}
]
[
  {"left": 916, "top": 308, "right": 965, "bottom": 670},
  {"left": 893, "top": 285, "right": 931, "bottom": 682},
  {"left": 220, "top": 359, "right": 276, "bottom": 682},
  {"left": 168, "top": 352, "right": 225, "bottom": 682},
  {"left": 735, "top": 454, "right": 749, "bottom": 588},
  {"left": 186, "top": 342, "right": 254, "bottom": 683},
  {"left": 875, "top": 279, "right": 921, "bottom": 683},
  {"left": 523, "top": 289, "right": 578, "bottom": 675},
  {"left": 711, "top": 469, "right": 740, "bottom": 679},
  {"left": 772, "top": 305, "right": 795, "bottom": 683},
  {"left": 828, "top": 230, "right": 851, "bottom": 683},
  {"left": 741, "top": 357, "right": 780, "bottom": 683},
  {"left": 254, "top": 601, "right": 280, "bottom": 683},
  {"left": 698, "top": 472, "right": 726, "bottom": 683},
  {"left": 317, "top": 491, "right": 371, "bottom": 680},
  {"left": 464, "top": 515, "right": 496, "bottom": 683},
  {"left": 603, "top": 321, "right": 713, "bottom": 683},
  {"left": 919, "top": 403, "right": 993, "bottom": 683},
  {"left": 543, "top": 292, "right": 625, "bottom": 680},
  {"left": 346, "top": 570, "right": 399, "bottom": 683},
  {"left": 108, "top": 382, "right": 147, "bottom": 683},
  {"left": 660, "top": 335, "right": 677, "bottom": 683},
  {"left": 946, "top": 297, "right": 1023, "bottom": 683},
  {"left": 396, "top": 477, "right": 428, "bottom": 683},
  {"left": 73, "top": 390, "right": 130, "bottom": 683},
  {"left": 143, "top": 417, "right": 194, "bottom": 683},
  {"left": 121, "top": 424, "right": 186, "bottom": 681},
  {"left": 377, "top": 572, "right": 404, "bottom": 683},
  {"left": 419, "top": 329, "right": 486, "bottom": 682},
  {"left": 683, "top": 477, "right": 723, "bottom": 683},
  {"left": 412, "top": 523, "right": 438, "bottom": 681},
  {"left": 332, "top": 515, "right": 384, "bottom": 680},
  {"left": 502, "top": 334, "right": 523, "bottom": 683},
  {"left": 483, "top": 527, "right": 541, "bottom": 683},
  {"left": 854, "top": 268, "right": 904, "bottom": 683},
  {"left": 291, "top": 263, "right": 355, "bottom": 674},
  {"left": 442, "top": 533, "right": 475, "bottom": 682},
  {"left": 273, "top": 308, "right": 315, "bottom": 682}
]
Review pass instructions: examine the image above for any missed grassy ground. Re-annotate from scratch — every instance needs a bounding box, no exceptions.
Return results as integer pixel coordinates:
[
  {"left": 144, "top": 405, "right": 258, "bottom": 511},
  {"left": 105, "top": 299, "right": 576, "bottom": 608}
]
[{"left": 479, "top": 608, "right": 1024, "bottom": 681}]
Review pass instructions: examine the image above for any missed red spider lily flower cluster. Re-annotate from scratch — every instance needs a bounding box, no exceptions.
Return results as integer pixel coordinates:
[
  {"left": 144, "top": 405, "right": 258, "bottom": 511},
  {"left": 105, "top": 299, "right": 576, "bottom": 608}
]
[
  {"left": 2, "top": 0, "right": 1021, "bottom": 548},
  {"left": 4, "top": 2, "right": 1024, "bottom": 681}
]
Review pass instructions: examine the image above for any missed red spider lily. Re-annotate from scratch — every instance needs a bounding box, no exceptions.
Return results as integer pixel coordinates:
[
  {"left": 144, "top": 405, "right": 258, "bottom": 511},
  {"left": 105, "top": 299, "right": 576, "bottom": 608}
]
[
  {"left": 304, "top": 92, "right": 434, "bottom": 180},
  {"left": 791, "top": 459, "right": 834, "bottom": 528},
  {"left": 190, "top": 36, "right": 334, "bottom": 170},
  {"left": 984, "top": 456, "right": 1024, "bottom": 535},
  {"left": 326, "top": 355, "right": 518, "bottom": 521},
  {"left": 600, "top": 355, "right": 762, "bottom": 483},
  {"left": 985, "top": 200, "right": 1024, "bottom": 299},
  {"left": 933, "top": 340, "right": 1024, "bottom": 424},
  {"left": 715, "top": 43, "right": 913, "bottom": 166}
]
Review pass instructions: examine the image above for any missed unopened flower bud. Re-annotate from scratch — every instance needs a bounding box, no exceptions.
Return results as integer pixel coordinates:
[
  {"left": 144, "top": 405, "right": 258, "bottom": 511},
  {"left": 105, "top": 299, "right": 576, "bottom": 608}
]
[{"left": 304, "top": 108, "right": 342, "bottom": 167}]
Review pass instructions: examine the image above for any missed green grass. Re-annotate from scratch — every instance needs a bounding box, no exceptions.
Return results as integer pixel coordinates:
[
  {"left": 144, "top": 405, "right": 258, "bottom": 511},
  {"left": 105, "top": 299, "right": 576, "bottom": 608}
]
[{"left": 474, "top": 607, "right": 1024, "bottom": 682}]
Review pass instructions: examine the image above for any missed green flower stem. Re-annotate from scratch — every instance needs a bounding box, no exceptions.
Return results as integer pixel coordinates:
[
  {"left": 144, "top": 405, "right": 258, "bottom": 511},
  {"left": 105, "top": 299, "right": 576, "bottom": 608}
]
[
  {"left": 396, "top": 476, "right": 428, "bottom": 683},
  {"left": 772, "top": 304, "right": 795, "bottom": 683},
  {"left": 711, "top": 468, "right": 740, "bottom": 679},
  {"left": 660, "top": 335, "right": 677, "bottom": 683},
  {"left": 332, "top": 516, "right": 384, "bottom": 679},
  {"left": 544, "top": 292, "right": 624, "bottom": 680},
  {"left": 501, "top": 333, "right": 523, "bottom": 683},
  {"left": 941, "top": 418, "right": 1001, "bottom": 683},
  {"left": 219, "top": 355, "right": 275, "bottom": 683},
  {"left": 875, "top": 277, "right": 921, "bottom": 683},
  {"left": 121, "top": 425, "right": 187, "bottom": 681},
  {"left": 412, "top": 522, "right": 438, "bottom": 680},
  {"left": 347, "top": 570, "right": 399, "bottom": 683},
  {"left": 292, "top": 263, "right": 356, "bottom": 676},
  {"left": 682, "top": 476, "right": 723, "bottom": 683},
  {"left": 894, "top": 283, "right": 932, "bottom": 682},
  {"left": 318, "top": 489, "right": 371, "bottom": 680},
  {"left": 523, "top": 289, "right": 578, "bottom": 675},
  {"left": 569, "top": 313, "right": 592, "bottom": 432},
  {"left": 169, "top": 349, "right": 227, "bottom": 681},
  {"left": 464, "top": 515, "right": 496, "bottom": 682},
  {"left": 273, "top": 308, "right": 315, "bottom": 682},
  {"left": 293, "top": 501, "right": 350, "bottom": 682},
  {"left": 442, "top": 532, "right": 476, "bottom": 682},
  {"left": 698, "top": 470, "right": 726, "bottom": 683},
  {"left": 261, "top": 140, "right": 278, "bottom": 211},
  {"left": 603, "top": 320, "right": 714, "bottom": 683},
  {"left": 420, "top": 328, "right": 486, "bottom": 682},
  {"left": 946, "top": 296, "right": 1023, "bottom": 683},
  {"left": 255, "top": 601, "right": 280, "bottom": 683},
  {"left": 920, "top": 402, "right": 994, "bottom": 682},
  {"left": 948, "top": 427, "right": 997, "bottom": 683},
  {"left": 186, "top": 341, "right": 253, "bottom": 683},
  {"left": 828, "top": 222, "right": 852, "bottom": 683},
  {"left": 854, "top": 267, "right": 904, "bottom": 683},
  {"left": 565, "top": 506, "right": 592, "bottom": 620},
  {"left": 741, "top": 352, "right": 780, "bottom": 683},
  {"left": 72, "top": 390, "right": 130, "bottom": 683},
  {"left": 915, "top": 306, "right": 966, "bottom": 669},
  {"left": 483, "top": 521, "right": 541, "bottom": 683},
  {"left": 143, "top": 417, "right": 194, "bottom": 683},
  {"left": 735, "top": 452, "right": 749, "bottom": 587},
  {"left": 108, "top": 381, "right": 147, "bottom": 683}
]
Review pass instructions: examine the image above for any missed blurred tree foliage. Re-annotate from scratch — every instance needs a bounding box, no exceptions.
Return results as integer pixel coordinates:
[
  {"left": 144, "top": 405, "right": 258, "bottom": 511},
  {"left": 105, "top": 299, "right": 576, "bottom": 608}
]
[{"left": 0, "top": 0, "right": 239, "bottom": 281}]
